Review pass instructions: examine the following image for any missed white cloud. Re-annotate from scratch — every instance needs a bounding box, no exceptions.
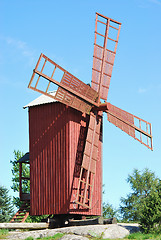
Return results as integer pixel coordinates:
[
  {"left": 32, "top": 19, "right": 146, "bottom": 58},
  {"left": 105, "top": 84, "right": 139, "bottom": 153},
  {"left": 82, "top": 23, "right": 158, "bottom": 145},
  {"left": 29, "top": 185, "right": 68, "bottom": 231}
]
[
  {"left": 138, "top": 82, "right": 161, "bottom": 94},
  {"left": 0, "top": 35, "right": 36, "bottom": 66},
  {"left": 138, "top": 88, "right": 147, "bottom": 93},
  {"left": 137, "top": 0, "right": 161, "bottom": 8},
  {"left": 149, "top": 0, "right": 161, "bottom": 6}
]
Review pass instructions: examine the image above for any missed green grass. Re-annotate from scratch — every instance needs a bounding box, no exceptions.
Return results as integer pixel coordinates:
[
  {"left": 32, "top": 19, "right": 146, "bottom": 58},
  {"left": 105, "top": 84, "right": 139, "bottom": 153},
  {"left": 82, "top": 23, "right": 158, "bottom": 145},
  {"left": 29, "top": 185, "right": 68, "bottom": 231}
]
[
  {"left": 127, "top": 232, "right": 161, "bottom": 239},
  {"left": 0, "top": 229, "right": 9, "bottom": 239},
  {"left": 25, "top": 237, "right": 35, "bottom": 240},
  {"left": 34, "top": 233, "right": 64, "bottom": 240},
  {"left": 94, "top": 234, "right": 161, "bottom": 240}
]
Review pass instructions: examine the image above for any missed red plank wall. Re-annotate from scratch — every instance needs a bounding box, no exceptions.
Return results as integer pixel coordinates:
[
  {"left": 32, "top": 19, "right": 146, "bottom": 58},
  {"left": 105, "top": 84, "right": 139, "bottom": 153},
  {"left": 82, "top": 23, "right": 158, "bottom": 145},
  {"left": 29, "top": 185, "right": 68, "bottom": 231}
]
[{"left": 29, "top": 102, "right": 102, "bottom": 216}]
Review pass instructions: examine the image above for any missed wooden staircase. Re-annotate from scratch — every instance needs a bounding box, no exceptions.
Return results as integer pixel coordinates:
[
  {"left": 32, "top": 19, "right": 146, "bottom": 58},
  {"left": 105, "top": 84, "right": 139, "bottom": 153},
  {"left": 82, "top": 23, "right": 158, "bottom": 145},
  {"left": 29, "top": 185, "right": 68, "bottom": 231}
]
[{"left": 10, "top": 200, "right": 30, "bottom": 223}]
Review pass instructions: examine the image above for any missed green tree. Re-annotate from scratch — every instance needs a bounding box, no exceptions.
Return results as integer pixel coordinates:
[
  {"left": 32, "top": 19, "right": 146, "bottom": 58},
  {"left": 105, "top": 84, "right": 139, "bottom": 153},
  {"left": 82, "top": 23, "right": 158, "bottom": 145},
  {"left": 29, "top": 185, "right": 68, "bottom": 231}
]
[
  {"left": 0, "top": 185, "right": 14, "bottom": 222},
  {"left": 120, "top": 168, "right": 159, "bottom": 222},
  {"left": 140, "top": 180, "right": 161, "bottom": 233},
  {"left": 103, "top": 202, "right": 118, "bottom": 219},
  {"left": 102, "top": 186, "right": 119, "bottom": 220},
  {"left": 10, "top": 150, "right": 30, "bottom": 208}
]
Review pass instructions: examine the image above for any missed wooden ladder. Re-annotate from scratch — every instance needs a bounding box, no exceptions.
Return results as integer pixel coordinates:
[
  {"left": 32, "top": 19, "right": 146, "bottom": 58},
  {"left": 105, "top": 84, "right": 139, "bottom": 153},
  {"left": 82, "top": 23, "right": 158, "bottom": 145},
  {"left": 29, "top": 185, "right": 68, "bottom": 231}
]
[
  {"left": 75, "top": 112, "right": 102, "bottom": 209},
  {"left": 10, "top": 200, "right": 30, "bottom": 223}
]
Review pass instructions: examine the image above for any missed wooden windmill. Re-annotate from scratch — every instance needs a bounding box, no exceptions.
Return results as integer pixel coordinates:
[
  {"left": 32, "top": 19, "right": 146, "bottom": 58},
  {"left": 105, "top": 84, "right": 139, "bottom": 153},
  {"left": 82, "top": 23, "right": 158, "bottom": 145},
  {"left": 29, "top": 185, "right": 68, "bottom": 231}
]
[
  {"left": 28, "top": 12, "right": 153, "bottom": 210},
  {"left": 11, "top": 12, "right": 152, "bottom": 223}
]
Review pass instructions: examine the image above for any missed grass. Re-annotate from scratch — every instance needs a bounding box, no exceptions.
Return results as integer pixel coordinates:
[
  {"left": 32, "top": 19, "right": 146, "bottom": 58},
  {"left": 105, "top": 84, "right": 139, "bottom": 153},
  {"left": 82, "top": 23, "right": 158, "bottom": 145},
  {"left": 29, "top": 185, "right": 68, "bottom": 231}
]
[
  {"left": 102, "top": 232, "right": 161, "bottom": 240},
  {"left": 25, "top": 233, "right": 64, "bottom": 240},
  {"left": 0, "top": 229, "right": 9, "bottom": 239},
  {"left": 25, "top": 237, "right": 35, "bottom": 240},
  {"left": 126, "top": 232, "right": 161, "bottom": 239}
]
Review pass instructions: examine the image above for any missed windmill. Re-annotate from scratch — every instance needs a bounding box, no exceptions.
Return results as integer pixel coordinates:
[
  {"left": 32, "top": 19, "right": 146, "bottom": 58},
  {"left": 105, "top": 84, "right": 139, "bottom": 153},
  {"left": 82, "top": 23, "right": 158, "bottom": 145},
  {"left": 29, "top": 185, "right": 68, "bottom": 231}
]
[
  {"left": 28, "top": 12, "right": 153, "bottom": 210},
  {"left": 11, "top": 12, "right": 153, "bottom": 224}
]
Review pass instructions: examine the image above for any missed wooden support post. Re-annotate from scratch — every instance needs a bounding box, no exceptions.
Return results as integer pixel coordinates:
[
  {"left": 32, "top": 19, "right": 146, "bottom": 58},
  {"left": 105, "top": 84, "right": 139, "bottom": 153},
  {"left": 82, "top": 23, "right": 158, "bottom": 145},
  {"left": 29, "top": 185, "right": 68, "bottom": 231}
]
[{"left": 19, "top": 163, "right": 22, "bottom": 200}]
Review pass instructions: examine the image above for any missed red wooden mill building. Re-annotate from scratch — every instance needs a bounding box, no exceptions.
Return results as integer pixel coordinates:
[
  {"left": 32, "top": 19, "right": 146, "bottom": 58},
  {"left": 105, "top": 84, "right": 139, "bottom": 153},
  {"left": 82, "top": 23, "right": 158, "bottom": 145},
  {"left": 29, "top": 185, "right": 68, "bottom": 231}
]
[
  {"left": 26, "top": 92, "right": 102, "bottom": 216},
  {"left": 11, "top": 92, "right": 102, "bottom": 223},
  {"left": 10, "top": 13, "right": 153, "bottom": 224}
]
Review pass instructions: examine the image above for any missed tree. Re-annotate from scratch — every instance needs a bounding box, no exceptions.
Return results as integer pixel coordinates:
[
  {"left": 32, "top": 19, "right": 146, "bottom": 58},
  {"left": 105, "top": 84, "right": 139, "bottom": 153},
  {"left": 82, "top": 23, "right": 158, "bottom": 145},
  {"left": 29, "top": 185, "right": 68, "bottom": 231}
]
[
  {"left": 10, "top": 150, "right": 30, "bottom": 208},
  {"left": 103, "top": 202, "right": 118, "bottom": 219},
  {"left": 140, "top": 180, "right": 161, "bottom": 233},
  {"left": 102, "top": 185, "right": 119, "bottom": 220},
  {"left": 120, "top": 168, "right": 160, "bottom": 222},
  {"left": 0, "top": 185, "right": 14, "bottom": 222}
]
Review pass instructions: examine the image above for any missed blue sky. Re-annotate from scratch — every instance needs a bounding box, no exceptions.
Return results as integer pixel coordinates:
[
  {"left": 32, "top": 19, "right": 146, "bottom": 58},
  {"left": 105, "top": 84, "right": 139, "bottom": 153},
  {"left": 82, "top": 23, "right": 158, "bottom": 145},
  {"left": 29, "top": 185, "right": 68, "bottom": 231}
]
[{"left": 0, "top": 0, "right": 161, "bottom": 210}]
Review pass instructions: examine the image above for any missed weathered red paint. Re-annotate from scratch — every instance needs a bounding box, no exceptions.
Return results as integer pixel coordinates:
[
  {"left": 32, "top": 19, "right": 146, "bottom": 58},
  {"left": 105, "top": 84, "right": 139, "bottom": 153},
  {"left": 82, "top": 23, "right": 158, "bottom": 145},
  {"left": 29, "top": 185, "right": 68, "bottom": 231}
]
[{"left": 29, "top": 102, "right": 102, "bottom": 216}]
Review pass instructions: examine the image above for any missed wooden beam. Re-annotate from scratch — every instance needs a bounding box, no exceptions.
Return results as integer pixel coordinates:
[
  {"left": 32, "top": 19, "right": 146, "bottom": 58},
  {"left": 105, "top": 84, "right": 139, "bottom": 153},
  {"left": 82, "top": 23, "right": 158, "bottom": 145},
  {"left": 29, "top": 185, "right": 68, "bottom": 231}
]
[
  {"left": 0, "top": 223, "right": 49, "bottom": 229},
  {"left": 33, "top": 70, "right": 99, "bottom": 108}
]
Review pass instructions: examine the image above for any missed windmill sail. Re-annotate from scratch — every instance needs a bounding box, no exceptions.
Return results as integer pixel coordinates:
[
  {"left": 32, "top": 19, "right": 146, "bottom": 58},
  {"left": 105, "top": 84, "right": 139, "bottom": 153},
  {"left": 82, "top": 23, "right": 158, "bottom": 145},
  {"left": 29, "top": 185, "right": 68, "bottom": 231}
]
[
  {"left": 75, "top": 112, "right": 102, "bottom": 209},
  {"left": 106, "top": 103, "right": 153, "bottom": 150},
  {"left": 91, "top": 12, "right": 121, "bottom": 101},
  {"left": 28, "top": 53, "right": 98, "bottom": 114}
]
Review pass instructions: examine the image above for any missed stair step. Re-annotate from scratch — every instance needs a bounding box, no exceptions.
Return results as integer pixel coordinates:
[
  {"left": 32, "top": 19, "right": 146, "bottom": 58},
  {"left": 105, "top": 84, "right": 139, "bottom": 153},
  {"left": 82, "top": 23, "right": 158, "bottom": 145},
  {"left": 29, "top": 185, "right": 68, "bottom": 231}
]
[
  {"left": 19, "top": 208, "right": 30, "bottom": 211},
  {"left": 19, "top": 209, "right": 29, "bottom": 212},
  {"left": 20, "top": 205, "right": 30, "bottom": 208},
  {"left": 11, "top": 218, "right": 23, "bottom": 221},
  {"left": 10, "top": 221, "right": 21, "bottom": 223},
  {"left": 10, "top": 200, "right": 30, "bottom": 223},
  {"left": 17, "top": 214, "right": 26, "bottom": 217}
]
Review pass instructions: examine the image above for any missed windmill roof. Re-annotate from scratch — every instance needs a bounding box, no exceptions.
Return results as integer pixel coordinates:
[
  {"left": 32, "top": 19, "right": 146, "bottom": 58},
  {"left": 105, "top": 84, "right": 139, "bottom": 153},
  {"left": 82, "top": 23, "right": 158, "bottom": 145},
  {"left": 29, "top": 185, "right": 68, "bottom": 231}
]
[
  {"left": 23, "top": 91, "right": 58, "bottom": 109},
  {"left": 17, "top": 152, "right": 29, "bottom": 163}
]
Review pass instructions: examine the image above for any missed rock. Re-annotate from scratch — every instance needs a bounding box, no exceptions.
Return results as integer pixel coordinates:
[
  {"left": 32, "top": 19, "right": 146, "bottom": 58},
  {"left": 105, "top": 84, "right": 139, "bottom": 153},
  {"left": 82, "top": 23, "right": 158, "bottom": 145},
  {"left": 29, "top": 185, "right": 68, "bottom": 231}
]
[
  {"left": 103, "top": 224, "right": 130, "bottom": 239},
  {"left": 6, "top": 229, "right": 58, "bottom": 239},
  {"left": 6, "top": 223, "right": 140, "bottom": 239},
  {"left": 56, "top": 224, "right": 131, "bottom": 239}
]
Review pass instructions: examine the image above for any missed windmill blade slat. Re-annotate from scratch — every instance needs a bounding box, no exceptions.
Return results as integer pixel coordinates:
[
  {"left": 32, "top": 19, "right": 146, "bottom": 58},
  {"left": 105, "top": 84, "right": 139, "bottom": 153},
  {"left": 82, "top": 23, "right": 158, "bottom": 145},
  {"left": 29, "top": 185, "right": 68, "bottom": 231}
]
[
  {"left": 75, "top": 112, "right": 102, "bottom": 209},
  {"left": 28, "top": 53, "right": 98, "bottom": 114},
  {"left": 91, "top": 13, "right": 121, "bottom": 101},
  {"left": 106, "top": 103, "right": 153, "bottom": 150},
  {"left": 61, "top": 72, "right": 98, "bottom": 101},
  {"left": 55, "top": 87, "right": 92, "bottom": 114}
]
